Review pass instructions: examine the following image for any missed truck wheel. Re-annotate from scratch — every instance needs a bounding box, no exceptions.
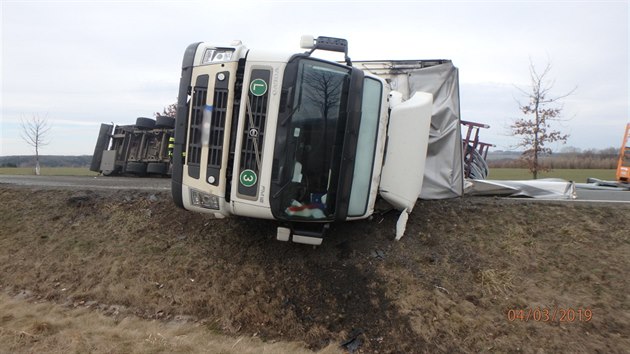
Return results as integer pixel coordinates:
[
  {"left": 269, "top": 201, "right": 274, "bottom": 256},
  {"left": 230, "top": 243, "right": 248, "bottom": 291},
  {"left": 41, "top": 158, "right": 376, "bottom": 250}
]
[
  {"left": 125, "top": 161, "right": 147, "bottom": 175},
  {"left": 136, "top": 117, "right": 156, "bottom": 130},
  {"left": 146, "top": 162, "right": 168, "bottom": 175},
  {"left": 155, "top": 116, "right": 175, "bottom": 129}
]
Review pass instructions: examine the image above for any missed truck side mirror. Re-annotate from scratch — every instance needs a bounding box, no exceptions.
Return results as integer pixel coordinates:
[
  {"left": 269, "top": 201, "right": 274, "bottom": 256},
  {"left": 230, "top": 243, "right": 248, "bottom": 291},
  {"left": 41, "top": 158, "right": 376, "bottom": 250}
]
[{"left": 301, "top": 35, "right": 352, "bottom": 66}]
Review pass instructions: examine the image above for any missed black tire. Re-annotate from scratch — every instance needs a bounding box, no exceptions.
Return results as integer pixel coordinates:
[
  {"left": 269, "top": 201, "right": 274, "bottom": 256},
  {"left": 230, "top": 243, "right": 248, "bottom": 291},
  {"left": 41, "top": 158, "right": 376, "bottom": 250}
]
[
  {"left": 146, "top": 162, "right": 168, "bottom": 175},
  {"left": 155, "top": 116, "right": 175, "bottom": 129},
  {"left": 136, "top": 117, "right": 156, "bottom": 130},
  {"left": 125, "top": 161, "right": 147, "bottom": 175}
]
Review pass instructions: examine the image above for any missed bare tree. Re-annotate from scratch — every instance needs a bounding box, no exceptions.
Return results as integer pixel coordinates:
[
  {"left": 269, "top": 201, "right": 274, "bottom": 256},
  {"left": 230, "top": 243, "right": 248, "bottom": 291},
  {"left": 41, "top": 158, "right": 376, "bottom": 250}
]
[
  {"left": 303, "top": 70, "right": 343, "bottom": 121},
  {"left": 511, "top": 61, "right": 574, "bottom": 179},
  {"left": 21, "top": 115, "right": 51, "bottom": 175},
  {"left": 302, "top": 70, "right": 345, "bottom": 181},
  {"left": 155, "top": 102, "right": 177, "bottom": 118}
]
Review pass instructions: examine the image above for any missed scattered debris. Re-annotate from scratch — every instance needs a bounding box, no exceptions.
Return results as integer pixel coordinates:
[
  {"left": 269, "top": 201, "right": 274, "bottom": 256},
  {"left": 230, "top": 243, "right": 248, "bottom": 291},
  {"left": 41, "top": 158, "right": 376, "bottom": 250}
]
[
  {"left": 435, "top": 285, "right": 450, "bottom": 294},
  {"left": 340, "top": 328, "right": 364, "bottom": 353},
  {"left": 371, "top": 249, "right": 385, "bottom": 260},
  {"left": 67, "top": 194, "right": 92, "bottom": 207}
]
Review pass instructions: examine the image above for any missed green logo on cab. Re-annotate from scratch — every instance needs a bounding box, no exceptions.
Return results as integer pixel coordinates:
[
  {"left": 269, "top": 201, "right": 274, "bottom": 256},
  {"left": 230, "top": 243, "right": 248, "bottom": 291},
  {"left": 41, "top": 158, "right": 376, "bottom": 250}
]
[
  {"left": 239, "top": 169, "right": 257, "bottom": 187},
  {"left": 249, "top": 79, "right": 268, "bottom": 96}
]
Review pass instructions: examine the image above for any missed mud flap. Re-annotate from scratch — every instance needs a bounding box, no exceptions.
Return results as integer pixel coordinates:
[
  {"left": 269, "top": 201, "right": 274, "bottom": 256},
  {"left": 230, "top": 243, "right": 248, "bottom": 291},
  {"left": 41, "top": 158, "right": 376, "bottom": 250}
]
[
  {"left": 90, "top": 124, "right": 113, "bottom": 172},
  {"left": 100, "top": 150, "right": 117, "bottom": 174}
]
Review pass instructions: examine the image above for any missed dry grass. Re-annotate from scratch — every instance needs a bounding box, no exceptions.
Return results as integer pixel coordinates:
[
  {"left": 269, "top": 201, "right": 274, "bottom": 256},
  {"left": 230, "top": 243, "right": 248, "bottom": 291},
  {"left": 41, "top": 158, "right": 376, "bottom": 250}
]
[
  {"left": 479, "top": 269, "right": 514, "bottom": 297},
  {"left": 0, "top": 293, "right": 341, "bottom": 354}
]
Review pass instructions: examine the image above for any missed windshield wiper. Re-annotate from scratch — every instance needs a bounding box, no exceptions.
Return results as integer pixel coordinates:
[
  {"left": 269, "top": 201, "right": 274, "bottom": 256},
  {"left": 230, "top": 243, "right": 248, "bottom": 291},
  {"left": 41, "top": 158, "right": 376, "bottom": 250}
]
[
  {"left": 271, "top": 178, "right": 294, "bottom": 199},
  {"left": 280, "top": 84, "right": 303, "bottom": 126},
  {"left": 280, "top": 105, "right": 299, "bottom": 126},
  {"left": 245, "top": 97, "right": 262, "bottom": 170}
]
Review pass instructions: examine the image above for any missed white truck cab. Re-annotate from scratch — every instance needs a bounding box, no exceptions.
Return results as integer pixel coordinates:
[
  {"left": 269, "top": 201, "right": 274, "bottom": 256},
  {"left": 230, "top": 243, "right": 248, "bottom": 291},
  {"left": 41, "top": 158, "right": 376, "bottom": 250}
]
[{"left": 171, "top": 36, "right": 434, "bottom": 245}]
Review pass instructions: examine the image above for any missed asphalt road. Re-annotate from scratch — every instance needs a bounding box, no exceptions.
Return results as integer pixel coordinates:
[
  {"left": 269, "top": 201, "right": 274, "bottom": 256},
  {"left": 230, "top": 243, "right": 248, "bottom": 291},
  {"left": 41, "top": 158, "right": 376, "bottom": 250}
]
[
  {"left": 575, "top": 189, "right": 630, "bottom": 202},
  {"left": 0, "top": 175, "right": 171, "bottom": 191},
  {"left": 1, "top": 175, "right": 629, "bottom": 202}
]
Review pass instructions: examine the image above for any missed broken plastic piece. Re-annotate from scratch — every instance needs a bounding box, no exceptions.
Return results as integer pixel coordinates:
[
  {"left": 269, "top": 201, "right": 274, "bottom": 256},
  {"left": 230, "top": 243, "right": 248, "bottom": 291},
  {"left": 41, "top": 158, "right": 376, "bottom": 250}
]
[{"left": 395, "top": 208, "right": 409, "bottom": 241}]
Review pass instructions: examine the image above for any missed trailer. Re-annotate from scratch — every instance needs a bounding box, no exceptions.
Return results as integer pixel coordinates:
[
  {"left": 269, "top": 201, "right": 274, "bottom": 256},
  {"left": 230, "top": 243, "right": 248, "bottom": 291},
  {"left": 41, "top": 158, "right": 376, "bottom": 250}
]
[{"left": 90, "top": 116, "right": 175, "bottom": 176}]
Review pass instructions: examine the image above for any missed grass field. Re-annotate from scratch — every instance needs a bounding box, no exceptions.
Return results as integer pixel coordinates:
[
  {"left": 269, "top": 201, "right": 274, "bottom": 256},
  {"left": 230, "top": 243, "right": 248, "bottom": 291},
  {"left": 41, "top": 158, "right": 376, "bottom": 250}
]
[
  {"left": 488, "top": 168, "right": 616, "bottom": 182},
  {"left": 0, "top": 167, "right": 97, "bottom": 176}
]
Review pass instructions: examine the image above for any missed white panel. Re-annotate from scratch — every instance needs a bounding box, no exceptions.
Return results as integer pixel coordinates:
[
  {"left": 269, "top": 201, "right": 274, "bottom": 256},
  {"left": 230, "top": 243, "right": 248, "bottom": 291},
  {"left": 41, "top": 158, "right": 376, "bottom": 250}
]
[
  {"left": 379, "top": 92, "right": 433, "bottom": 212},
  {"left": 231, "top": 200, "right": 274, "bottom": 219},
  {"left": 292, "top": 235, "right": 323, "bottom": 246}
]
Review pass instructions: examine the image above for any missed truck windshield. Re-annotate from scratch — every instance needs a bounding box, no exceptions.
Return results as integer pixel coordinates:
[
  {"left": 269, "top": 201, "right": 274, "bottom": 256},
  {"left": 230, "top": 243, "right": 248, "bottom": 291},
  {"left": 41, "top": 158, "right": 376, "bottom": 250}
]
[{"left": 271, "top": 58, "right": 351, "bottom": 220}]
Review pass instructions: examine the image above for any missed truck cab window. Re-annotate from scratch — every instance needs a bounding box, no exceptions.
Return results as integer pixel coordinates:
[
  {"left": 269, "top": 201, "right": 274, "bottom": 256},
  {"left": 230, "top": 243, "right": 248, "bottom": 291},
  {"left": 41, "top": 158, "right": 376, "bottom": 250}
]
[
  {"left": 347, "top": 77, "right": 383, "bottom": 216},
  {"left": 272, "top": 58, "right": 351, "bottom": 220}
]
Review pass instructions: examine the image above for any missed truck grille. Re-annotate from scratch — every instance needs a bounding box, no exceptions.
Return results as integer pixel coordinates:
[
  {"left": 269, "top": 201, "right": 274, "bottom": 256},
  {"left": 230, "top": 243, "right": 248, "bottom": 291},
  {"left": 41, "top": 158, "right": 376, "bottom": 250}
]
[
  {"left": 207, "top": 88, "right": 228, "bottom": 168},
  {"left": 237, "top": 69, "right": 270, "bottom": 197},
  {"left": 240, "top": 93, "right": 267, "bottom": 170},
  {"left": 187, "top": 75, "right": 209, "bottom": 179}
]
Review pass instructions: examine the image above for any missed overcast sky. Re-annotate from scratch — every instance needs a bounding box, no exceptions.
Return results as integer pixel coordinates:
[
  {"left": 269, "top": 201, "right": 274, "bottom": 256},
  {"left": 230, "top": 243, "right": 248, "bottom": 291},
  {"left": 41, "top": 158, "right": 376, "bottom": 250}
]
[{"left": 1, "top": 0, "right": 628, "bottom": 156}]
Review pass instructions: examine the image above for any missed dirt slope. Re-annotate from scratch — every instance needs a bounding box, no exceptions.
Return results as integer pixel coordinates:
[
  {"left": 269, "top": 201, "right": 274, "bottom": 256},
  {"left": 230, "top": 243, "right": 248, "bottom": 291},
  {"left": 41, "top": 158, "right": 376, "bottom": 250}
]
[{"left": 0, "top": 185, "right": 629, "bottom": 353}]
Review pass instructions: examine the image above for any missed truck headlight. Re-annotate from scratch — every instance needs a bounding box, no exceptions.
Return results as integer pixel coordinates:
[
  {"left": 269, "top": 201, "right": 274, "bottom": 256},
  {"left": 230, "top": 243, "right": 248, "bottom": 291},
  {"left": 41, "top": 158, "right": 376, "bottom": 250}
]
[
  {"left": 190, "top": 189, "right": 220, "bottom": 210},
  {"left": 201, "top": 48, "right": 234, "bottom": 64}
]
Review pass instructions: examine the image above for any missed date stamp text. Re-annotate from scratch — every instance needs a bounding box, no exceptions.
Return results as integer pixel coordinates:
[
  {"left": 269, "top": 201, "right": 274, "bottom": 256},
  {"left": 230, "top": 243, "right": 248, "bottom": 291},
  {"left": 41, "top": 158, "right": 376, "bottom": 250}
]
[{"left": 507, "top": 307, "right": 592, "bottom": 322}]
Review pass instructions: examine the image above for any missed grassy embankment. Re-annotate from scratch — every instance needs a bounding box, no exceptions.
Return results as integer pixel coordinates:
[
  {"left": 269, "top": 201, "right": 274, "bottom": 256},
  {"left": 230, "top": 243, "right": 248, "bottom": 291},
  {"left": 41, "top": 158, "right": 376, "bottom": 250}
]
[{"left": 1, "top": 188, "right": 629, "bottom": 353}]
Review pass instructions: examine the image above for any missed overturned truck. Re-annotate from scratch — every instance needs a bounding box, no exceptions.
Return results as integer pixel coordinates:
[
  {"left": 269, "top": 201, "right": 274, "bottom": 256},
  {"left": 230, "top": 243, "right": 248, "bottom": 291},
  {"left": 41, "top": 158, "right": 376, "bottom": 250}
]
[
  {"left": 170, "top": 36, "right": 466, "bottom": 245},
  {"left": 90, "top": 116, "right": 175, "bottom": 176}
]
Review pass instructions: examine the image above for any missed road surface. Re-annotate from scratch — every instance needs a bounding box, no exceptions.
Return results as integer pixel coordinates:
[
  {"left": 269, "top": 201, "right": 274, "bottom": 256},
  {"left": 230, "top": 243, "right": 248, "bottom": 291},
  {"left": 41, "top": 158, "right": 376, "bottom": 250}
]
[
  {"left": 0, "top": 175, "right": 170, "bottom": 191},
  {"left": 574, "top": 189, "right": 630, "bottom": 202}
]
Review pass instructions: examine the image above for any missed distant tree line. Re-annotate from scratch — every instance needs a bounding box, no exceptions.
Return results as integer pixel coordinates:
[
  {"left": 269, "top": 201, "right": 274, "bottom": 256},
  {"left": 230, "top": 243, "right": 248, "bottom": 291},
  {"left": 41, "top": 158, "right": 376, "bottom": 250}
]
[{"left": 488, "top": 147, "right": 619, "bottom": 169}]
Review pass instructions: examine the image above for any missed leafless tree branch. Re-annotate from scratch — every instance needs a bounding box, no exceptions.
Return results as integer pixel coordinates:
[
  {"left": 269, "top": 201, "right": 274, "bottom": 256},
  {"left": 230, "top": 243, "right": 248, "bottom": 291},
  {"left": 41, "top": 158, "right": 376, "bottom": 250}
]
[{"left": 20, "top": 114, "right": 51, "bottom": 175}]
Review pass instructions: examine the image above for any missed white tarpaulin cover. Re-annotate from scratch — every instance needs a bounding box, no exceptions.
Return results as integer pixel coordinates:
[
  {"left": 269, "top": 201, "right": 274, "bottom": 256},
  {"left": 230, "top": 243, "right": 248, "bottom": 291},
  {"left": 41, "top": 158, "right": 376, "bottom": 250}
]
[
  {"left": 355, "top": 60, "right": 464, "bottom": 199},
  {"left": 465, "top": 178, "right": 577, "bottom": 199}
]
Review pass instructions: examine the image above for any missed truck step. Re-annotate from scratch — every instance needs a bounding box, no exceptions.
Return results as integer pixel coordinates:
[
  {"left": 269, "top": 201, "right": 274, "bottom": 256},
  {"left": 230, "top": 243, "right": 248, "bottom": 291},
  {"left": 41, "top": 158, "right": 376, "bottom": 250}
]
[{"left": 276, "top": 223, "right": 329, "bottom": 246}]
